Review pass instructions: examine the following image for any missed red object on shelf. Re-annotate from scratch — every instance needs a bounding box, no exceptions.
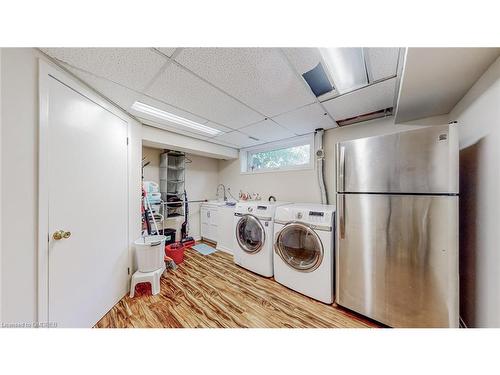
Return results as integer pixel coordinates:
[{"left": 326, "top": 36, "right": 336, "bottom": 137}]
[{"left": 165, "top": 242, "right": 185, "bottom": 264}]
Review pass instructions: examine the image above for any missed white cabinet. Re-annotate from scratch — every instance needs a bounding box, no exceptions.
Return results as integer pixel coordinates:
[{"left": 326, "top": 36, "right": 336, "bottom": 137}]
[
  {"left": 216, "top": 205, "right": 236, "bottom": 254},
  {"left": 201, "top": 205, "right": 218, "bottom": 243}
]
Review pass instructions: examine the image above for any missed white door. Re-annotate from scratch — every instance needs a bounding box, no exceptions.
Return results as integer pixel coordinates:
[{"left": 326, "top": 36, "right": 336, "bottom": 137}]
[{"left": 46, "top": 76, "right": 129, "bottom": 327}]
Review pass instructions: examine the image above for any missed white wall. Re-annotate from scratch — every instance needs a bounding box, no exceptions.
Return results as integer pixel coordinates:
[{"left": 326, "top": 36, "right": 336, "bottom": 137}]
[
  {"left": 0, "top": 48, "right": 3, "bottom": 324},
  {"left": 0, "top": 48, "right": 142, "bottom": 324},
  {"left": 218, "top": 117, "right": 434, "bottom": 205},
  {"left": 450, "top": 55, "right": 500, "bottom": 328},
  {"left": 142, "top": 146, "right": 219, "bottom": 240},
  {"left": 142, "top": 125, "right": 237, "bottom": 160},
  {"left": 1, "top": 48, "right": 39, "bottom": 324}
]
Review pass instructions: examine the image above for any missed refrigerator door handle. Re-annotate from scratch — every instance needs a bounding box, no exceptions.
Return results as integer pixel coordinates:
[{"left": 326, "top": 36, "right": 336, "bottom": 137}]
[
  {"left": 339, "top": 145, "right": 346, "bottom": 192},
  {"left": 339, "top": 193, "right": 345, "bottom": 239}
]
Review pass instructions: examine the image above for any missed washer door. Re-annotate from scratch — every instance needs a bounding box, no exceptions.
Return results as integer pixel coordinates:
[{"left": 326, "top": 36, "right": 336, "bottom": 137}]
[
  {"left": 275, "top": 223, "right": 324, "bottom": 272},
  {"left": 236, "top": 214, "right": 265, "bottom": 253}
]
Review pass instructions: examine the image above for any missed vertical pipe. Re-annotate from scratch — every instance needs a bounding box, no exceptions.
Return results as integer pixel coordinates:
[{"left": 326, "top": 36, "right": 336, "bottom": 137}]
[{"left": 315, "top": 128, "right": 328, "bottom": 204}]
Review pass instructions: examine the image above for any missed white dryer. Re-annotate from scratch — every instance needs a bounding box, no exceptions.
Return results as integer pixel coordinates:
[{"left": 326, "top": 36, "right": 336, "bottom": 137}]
[
  {"left": 233, "top": 201, "right": 289, "bottom": 277},
  {"left": 273, "top": 203, "right": 336, "bottom": 304}
]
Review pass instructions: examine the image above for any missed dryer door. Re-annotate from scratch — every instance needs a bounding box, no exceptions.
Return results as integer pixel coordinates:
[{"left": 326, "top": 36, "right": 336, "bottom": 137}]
[
  {"left": 275, "top": 223, "right": 324, "bottom": 272},
  {"left": 236, "top": 214, "right": 265, "bottom": 254}
]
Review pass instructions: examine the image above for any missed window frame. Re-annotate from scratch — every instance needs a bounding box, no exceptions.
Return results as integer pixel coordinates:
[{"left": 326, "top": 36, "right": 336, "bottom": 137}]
[{"left": 240, "top": 134, "right": 315, "bottom": 175}]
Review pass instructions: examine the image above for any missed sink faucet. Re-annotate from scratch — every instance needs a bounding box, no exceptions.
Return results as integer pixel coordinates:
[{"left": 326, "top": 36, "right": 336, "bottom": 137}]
[{"left": 216, "top": 184, "right": 227, "bottom": 201}]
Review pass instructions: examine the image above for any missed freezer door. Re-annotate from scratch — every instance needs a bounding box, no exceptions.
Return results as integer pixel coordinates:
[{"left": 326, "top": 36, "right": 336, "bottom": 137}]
[
  {"left": 336, "top": 124, "right": 458, "bottom": 194},
  {"left": 336, "top": 193, "right": 459, "bottom": 327}
]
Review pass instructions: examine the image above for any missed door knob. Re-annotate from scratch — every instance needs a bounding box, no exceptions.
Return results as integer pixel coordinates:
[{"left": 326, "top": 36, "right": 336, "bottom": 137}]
[{"left": 53, "top": 230, "right": 71, "bottom": 240}]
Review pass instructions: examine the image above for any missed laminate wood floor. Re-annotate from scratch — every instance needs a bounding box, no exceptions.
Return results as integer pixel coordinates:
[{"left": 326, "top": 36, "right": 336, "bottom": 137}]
[{"left": 95, "top": 248, "right": 379, "bottom": 328}]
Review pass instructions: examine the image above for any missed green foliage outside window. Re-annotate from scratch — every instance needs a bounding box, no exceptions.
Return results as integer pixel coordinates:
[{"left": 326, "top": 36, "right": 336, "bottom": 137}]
[{"left": 248, "top": 144, "right": 310, "bottom": 171}]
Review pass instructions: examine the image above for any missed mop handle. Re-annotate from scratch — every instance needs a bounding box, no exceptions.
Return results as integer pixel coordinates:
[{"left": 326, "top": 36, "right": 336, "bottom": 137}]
[{"left": 145, "top": 193, "right": 159, "bottom": 235}]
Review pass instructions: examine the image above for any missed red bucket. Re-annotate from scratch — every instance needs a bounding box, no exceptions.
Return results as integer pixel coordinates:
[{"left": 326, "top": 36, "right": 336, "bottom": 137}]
[{"left": 165, "top": 242, "right": 185, "bottom": 264}]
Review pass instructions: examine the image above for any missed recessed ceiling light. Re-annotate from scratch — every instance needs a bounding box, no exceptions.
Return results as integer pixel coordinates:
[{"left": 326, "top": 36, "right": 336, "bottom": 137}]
[
  {"left": 131, "top": 101, "right": 222, "bottom": 136},
  {"left": 319, "top": 48, "right": 368, "bottom": 94}
]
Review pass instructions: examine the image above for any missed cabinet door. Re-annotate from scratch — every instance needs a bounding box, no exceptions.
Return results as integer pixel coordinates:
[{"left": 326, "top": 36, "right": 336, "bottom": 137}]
[
  {"left": 209, "top": 209, "right": 218, "bottom": 242},
  {"left": 209, "top": 208, "right": 219, "bottom": 225},
  {"left": 201, "top": 222, "right": 209, "bottom": 239},
  {"left": 200, "top": 207, "right": 209, "bottom": 239},
  {"left": 201, "top": 207, "right": 210, "bottom": 225}
]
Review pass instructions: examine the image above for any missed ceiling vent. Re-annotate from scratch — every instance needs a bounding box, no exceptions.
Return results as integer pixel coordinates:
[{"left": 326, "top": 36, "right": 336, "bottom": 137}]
[
  {"left": 337, "top": 107, "right": 393, "bottom": 127},
  {"left": 302, "top": 63, "right": 334, "bottom": 97}
]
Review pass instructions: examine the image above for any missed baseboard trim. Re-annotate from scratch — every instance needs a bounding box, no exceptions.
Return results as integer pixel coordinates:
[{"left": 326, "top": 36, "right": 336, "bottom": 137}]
[{"left": 216, "top": 245, "right": 233, "bottom": 255}]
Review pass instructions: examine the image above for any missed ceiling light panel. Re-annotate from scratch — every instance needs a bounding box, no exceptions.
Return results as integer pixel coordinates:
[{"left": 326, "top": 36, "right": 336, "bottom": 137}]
[
  {"left": 146, "top": 62, "right": 263, "bottom": 129},
  {"left": 364, "top": 48, "right": 400, "bottom": 82},
  {"left": 130, "top": 97, "right": 211, "bottom": 128},
  {"left": 131, "top": 101, "right": 223, "bottom": 136},
  {"left": 319, "top": 48, "right": 368, "bottom": 94},
  {"left": 322, "top": 77, "right": 397, "bottom": 120},
  {"left": 41, "top": 48, "right": 166, "bottom": 91},
  {"left": 174, "top": 48, "right": 316, "bottom": 117},
  {"left": 273, "top": 103, "right": 336, "bottom": 135},
  {"left": 140, "top": 118, "right": 214, "bottom": 142},
  {"left": 202, "top": 122, "right": 235, "bottom": 137}
]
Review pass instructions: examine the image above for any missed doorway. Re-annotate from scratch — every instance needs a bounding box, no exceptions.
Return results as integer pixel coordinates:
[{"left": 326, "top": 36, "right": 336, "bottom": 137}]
[{"left": 38, "top": 62, "right": 129, "bottom": 327}]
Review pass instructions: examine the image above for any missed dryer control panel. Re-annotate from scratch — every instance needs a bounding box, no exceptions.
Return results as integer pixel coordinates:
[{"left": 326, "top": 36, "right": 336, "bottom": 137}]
[{"left": 294, "top": 209, "right": 332, "bottom": 224}]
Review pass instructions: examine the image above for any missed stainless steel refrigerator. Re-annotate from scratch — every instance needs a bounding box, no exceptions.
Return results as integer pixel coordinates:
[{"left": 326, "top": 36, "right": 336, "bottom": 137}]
[{"left": 335, "top": 124, "right": 459, "bottom": 328}]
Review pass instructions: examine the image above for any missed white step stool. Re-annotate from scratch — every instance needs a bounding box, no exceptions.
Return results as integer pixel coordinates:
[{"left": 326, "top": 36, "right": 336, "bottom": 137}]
[{"left": 129, "top": 267, "right": 164, "bottom": 298}]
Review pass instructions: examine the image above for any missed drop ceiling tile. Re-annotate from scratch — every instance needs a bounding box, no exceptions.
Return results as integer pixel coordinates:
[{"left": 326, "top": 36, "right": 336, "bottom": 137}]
[
  {"left": 204, "top": 122, "right": 234, "bottom": 135},
  {"left": 175, "top": 48, "right": 316, "bottom": 117},
  {"left": 64, "top": 66, "right": 134, "bottom": 107},
  {"left": 364, "top": 48, "right": 400, "bottom": 82},
  {"left": 317, "top": 88, "right": 340, "bottom": 102},
  {"left": 156, "top": 48, "right": 177, "bottom": 57},
  {"left": 146, "top": 63, "right": 263, "bottom": 129},
  {"left": 282, "top": 48, "right": 323, "bottom": 74},
  {"left": 211, "top": 131, "right": 260, "bottom": 148},
  {"left": 322, "top": 77, "right": 396, "bottom": 120},
  {"left": 41, "top": 48, "right": 166, "bottom": 91},
  {"left": 64, "top": 66, "right": 211, "bottom": 126},
  {"left": 240, "top": 119, "right": 295, "bottom": 143},
  {"left": 273, "top": 103, "right": 337, "bottom": 135}
]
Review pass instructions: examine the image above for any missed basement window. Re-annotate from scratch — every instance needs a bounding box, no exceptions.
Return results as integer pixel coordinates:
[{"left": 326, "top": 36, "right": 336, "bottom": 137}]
[{"left": 240, "top": 135, "right": 314, "bottom": 174}]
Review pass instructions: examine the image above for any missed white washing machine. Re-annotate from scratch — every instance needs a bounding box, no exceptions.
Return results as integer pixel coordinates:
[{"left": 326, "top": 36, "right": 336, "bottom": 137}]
[
  {"left": 273, "top": 203, "right": 336, "bottom": 304},
  {"left": 233, "top": 201, "right": 289, "bottom": 277}
]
